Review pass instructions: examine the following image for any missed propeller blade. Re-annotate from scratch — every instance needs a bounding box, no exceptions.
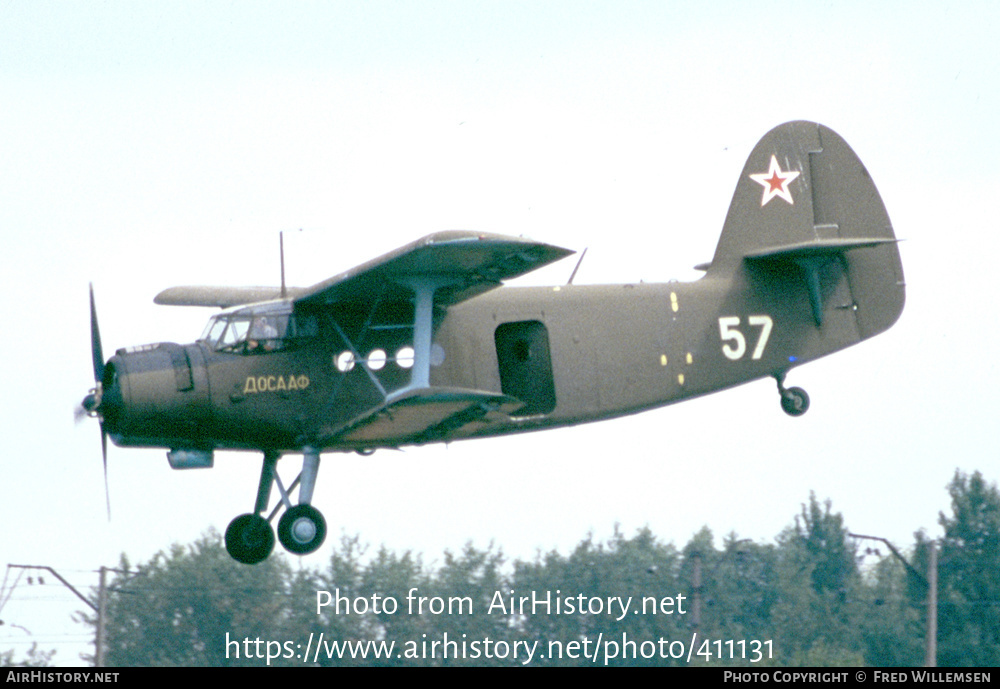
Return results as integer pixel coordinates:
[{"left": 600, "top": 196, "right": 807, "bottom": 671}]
[
  {"left": 102, "top": 424, "right": 111, "bottom": 520},
  {"left": 86, "top": 284, "right": 111, "bottom": 520},
  {"left": 89, "top": 283, "right": 105, "bottom": 383}
]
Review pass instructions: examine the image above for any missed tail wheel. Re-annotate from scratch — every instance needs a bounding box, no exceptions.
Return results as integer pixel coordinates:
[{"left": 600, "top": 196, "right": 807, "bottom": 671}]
[
  {"left": 278, "top": 504, "right": 327, "bottom": 555},
  {"left": 780, "top": 386, "right": 810, "bottom": 417},
  {"left": 225, "top": 513, "right": 275, "bottom": 565}
]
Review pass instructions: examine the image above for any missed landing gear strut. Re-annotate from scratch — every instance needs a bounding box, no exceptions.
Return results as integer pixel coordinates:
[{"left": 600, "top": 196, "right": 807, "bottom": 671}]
[
  {"left": 224, "top": 448, "right": 328, "bottom": 564},
  {"left": 775, "top": 373, "right": 810, "bottom": 417}
]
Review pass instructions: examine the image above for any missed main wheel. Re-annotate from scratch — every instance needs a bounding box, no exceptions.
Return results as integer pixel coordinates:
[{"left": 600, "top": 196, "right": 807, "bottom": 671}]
[
  {"left": 780, "top": 386, "right": 810, "bottom": 417},
  {"left": 278, "top": 504, "right": 327, "bottom": 555},
  {"left": 225, "top": 513, "right": 275, "bottom": 565}
]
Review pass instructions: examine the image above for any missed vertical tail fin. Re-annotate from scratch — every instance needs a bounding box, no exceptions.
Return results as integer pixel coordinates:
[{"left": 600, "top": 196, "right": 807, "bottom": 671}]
[{"left": 706, "top": 121, "right": 904, "bottom": 339}]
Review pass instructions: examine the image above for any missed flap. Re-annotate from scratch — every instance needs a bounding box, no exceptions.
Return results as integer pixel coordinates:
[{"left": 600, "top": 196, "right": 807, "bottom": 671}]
[{"left": 330, "top": 387, "right": 524, "bottom": 446}]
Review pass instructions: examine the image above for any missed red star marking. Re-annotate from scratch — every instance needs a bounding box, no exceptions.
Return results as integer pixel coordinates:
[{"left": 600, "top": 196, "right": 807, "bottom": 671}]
[
  {"left": 763, "top": 171, "right": 785, "bottom": 193},
  {"left": 749, "top": 155, "right": 800, "bottom": 206}
]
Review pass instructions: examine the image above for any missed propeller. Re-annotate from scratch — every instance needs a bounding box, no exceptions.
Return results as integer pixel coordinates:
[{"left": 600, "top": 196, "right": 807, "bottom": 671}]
[
  {"left": 90, "top": 283, "right": 105, "bottom": 384},
  {"left": 81, "top": 283, "right": 111, "bottom": 519}
]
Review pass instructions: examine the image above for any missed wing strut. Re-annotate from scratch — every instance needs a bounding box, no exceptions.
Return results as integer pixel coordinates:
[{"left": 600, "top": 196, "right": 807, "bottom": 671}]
[
  {"left": 407, "top": 279, "right": 436, "bottom": 391},
  {"left": 389, "top": 276, "right": 458, "bottom": 399}
]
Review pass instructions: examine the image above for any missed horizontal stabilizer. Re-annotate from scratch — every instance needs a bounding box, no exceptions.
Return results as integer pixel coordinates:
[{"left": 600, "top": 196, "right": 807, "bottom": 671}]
[
  {"left": 746, "top": 238, "right": 901, "bottom": 328},
  {"left": 744, "top": 237, "right": 899, "bottom": 262}
]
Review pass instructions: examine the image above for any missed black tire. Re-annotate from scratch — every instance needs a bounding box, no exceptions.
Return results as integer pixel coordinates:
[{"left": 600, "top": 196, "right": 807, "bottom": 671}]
[
  {"left": 225, "top": 513, "right": 275, "bottom": 565},
  {"left": 780, "top": 386, "right": 810, "bottom": 417},
  {"left": 277, "top": 504, "right": 327, "bottom": 555}
]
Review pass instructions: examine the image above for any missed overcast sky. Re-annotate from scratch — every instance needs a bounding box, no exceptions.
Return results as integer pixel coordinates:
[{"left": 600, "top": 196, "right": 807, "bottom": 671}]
[{"left": 1, "top": 1, "right": 997, "bottom": 665}]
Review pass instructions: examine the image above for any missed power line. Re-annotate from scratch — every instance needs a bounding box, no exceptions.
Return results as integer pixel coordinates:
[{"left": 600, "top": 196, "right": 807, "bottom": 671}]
[{"left": 1, "top": 563, "right": 122, "bottom": 668}]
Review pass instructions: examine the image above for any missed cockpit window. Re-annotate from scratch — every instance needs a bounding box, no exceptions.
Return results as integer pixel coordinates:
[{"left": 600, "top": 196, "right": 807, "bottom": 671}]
[
  {"left": 200, "top": 306, "right": 316, "bottom": 353},
  {"left": 220, "top": 317, "right": 254, "bottom": 349},
  {"left": 202, "top": 317, "right": 228, "bottom": 345}
]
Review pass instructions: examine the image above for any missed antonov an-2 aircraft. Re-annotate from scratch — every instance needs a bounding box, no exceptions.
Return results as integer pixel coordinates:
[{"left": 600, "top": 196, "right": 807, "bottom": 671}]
[{"left": 81, "top": 121, "right": 905, "bottom": 563}]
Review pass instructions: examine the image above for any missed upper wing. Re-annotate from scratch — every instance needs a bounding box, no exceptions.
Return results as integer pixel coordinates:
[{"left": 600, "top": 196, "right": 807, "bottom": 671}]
[
  {"left": 154, "top": 231, "right": 573, "bottom": 308},
  {"left": 295, "top": 231, "right": 573, "bottom": 308},
  {"left": 153, "top": 285, "right": 305, "bottom": 308}
]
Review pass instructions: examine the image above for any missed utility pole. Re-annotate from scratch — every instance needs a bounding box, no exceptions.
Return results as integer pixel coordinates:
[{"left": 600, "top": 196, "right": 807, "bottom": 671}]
[
  {"left": 95, "top": 567, "right": 107, "bottom": 667},
  {"left": 691, "top": 551, "right": 702, "bottom": 637},
  {"left": 849, "top": 533, "right": 937, "bottom": 667},
  {"left": 925, "top": 542, "right": 937, "bottom": 667}
]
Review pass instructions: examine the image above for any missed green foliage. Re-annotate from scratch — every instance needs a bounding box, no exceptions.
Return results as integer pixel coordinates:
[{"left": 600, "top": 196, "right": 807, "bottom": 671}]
[
  {"left": 511, "top": 527, "right": 683, "bottom": 666},
  {"left": 788, "top": 491, "right": 858, "bottom": 596},
  {"left": 928, "top": 470, "right": 1000, "bottom": 666},
  {"left": 98, "top": 531, "right": 292, "bottom": 666},
  {"left": 697, "top": 534, "right": 778, "bottom": 645},
  {"left": 754, "top": 494, "right": 867, "bottom": 666},
  {"left": 860, "top": 555, "right": 923, "bottom": 666}
]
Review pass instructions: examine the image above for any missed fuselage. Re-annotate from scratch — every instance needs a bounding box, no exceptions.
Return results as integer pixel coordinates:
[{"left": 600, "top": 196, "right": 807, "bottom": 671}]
[{"left": 100, "top": 263, "right": 846, "bottom": 455}]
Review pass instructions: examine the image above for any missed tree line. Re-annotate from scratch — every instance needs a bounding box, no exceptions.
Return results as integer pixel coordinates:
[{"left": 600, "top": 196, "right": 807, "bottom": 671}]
[{"left": 5, "top": 470, "right": 997, "bottom": 667}]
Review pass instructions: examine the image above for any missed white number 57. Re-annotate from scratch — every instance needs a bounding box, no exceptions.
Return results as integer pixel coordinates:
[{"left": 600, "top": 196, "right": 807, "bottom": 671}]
[{"left": 718, "top": 315, "right": 773, "bottom": 361}]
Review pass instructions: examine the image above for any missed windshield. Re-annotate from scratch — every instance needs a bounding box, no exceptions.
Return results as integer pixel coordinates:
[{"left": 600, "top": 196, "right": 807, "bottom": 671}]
[{"left": 200, "top": 305, "right": 316, "bottom": 353}]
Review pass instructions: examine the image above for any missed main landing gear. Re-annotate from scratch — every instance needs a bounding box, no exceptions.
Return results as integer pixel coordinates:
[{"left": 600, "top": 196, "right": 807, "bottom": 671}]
[
  {"left": 775, "top": 372, "right": 810, "bottom": 417},
  {"left": 225, "top": 448, "right": 328, "bottom": 565}
]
